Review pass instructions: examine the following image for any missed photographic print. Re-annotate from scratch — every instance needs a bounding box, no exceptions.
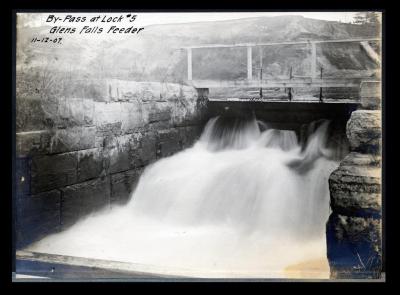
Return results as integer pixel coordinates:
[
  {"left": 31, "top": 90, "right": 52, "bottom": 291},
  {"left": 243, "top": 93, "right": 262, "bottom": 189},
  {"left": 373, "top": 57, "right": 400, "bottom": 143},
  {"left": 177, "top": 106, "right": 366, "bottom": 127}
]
[{"left": 13, "top": 11, "right": 383, "bottom": 281}]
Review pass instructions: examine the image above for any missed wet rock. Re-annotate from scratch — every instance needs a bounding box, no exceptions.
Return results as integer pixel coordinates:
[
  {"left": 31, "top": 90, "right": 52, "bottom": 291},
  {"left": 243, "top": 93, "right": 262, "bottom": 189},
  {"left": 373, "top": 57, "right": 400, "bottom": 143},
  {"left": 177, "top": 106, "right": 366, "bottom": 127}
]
[
  {"left": 120, "top": 102, "right": 145, "bottom": 133},
  {"left": 77, "top": 148, "right": 104, "bottom": 182},
  {"left": 327, "top": 109, "right": 382, "bottom": 279},
  {"left": 149, "top": 109, "right": 172, "bottom": 123},
  {"left": 329, "top": 153, "right": 381, "bottom": 216},
  {"left": 327, "top": 213, "right": 382, "bottom": 279},
  {"left": 16, "top": 97, "right": 56, "bottom": 132},
  {"left": 16, "top": 156, "right": 31, "bottom": 197},
  {"left": 110, "top": 168, "right": 144, "bottom": 206},
  {"left": 178, "top": 125, "right": 202, "bottom": 148},
  {"left": 61, "top": 177, "right": 110, "bottom": 229},
  {"left": 16, "top": 130, "right": 52, "bottom": 156},
  {"left": 57, "top": 98, "right": 94, "bottom": 127},
  {"left": 31, "top": 152, "right": 78, "bottom": 194},
  {"left": 156, "top": 129, "right": 182, "bottom": 158},
  {"left": 341, "top": 152, "right": 381, "bottom": 167},
  {"left": 107, "top": 79, "right": 198, "bottom": 102},
  {"left": 93, "top": 102, "right": 123, "bottom": 129},
  {"left": 131, "top": 132, "right": 157, "bottom": 167},
  {"left": 106, "top": 144, "right": 131, "bottom": 174},
  {"left": 16, "top": 190, "right": 61, "bottom": 248},
  {"left": 49, "top": 126, "right": 96, "bottom": 154},
  {"left": 360, "top": 81, "right": 381, "bottom": 110},
  {"left": 157, "top": 140, "right": 182, "bottom": 158},
  {"left": 346, "top": 110, "right": 381, "bottom": 153}
]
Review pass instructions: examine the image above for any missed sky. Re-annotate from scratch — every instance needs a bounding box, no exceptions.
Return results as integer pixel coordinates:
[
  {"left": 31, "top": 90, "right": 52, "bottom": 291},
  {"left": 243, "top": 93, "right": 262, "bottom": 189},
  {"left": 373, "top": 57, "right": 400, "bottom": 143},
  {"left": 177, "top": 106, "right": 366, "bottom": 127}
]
[
  {"left": 19, "top": 12, "right": 364, "bottom": 28},
  {"left": 129, "top": 12, "right": 361, "bottom": 26}
]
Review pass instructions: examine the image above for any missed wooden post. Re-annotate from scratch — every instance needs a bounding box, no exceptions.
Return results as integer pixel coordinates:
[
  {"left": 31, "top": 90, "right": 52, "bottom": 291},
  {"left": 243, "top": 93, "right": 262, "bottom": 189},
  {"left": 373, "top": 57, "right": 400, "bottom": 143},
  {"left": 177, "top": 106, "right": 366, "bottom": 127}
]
[
  {"left": 187, "top": 48, "right": 192, "bottom": 81},
  {"left": 288, "top": 66, "right": 293, "bottom": 101},
  {"left": 319, "top": 67, "right": 323, "bottom": 102},
  {"left": 259, "top": 46, "right": 263, "bottom": 98},
  {"left": 310, "top": 42, "right": 317, "bottom": 79},
  {"left": 360, "top": 41, "right": 381, "bottom": 65},
  {"left": 247, "top": 46, "right": 252, "bottom": 80}
]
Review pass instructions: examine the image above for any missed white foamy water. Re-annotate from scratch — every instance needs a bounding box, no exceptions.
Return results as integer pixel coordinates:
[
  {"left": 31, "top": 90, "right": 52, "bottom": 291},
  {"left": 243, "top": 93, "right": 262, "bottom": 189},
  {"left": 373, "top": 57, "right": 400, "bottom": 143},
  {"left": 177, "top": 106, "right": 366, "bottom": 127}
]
[{"left": 26, "top": 117, "right": 340, "bottom": 278}]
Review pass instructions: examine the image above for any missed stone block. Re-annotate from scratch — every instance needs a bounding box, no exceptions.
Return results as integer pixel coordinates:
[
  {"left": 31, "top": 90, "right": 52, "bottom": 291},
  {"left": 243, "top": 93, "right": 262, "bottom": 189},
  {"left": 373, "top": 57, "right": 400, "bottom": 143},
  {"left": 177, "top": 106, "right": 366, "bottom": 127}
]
[
  {"left": 177, "top": 126, "right": 202, "bottom": 148},
  {"left": 61, "top": 177, "right": 111, "bottom": 228},
  {"left": 170, "top": 97, "right": 200, "bottom": 127},
  {"left": 16, "top": 190, "right": 61, "bottom": 248},
  {"left": 360, "top": 81, "right": 381, "bottom": 110},
  {"left": 329, "top": 152, "right": 382, "bottom": 217},
  {"left": 57, "top": 97, "right": 94, "bottom": 127},
  {"left": 160, "top": 83, "right": 198, "bottom": 101},
  {"left": 77, "top": 148, "right": 104, "bottom": 182},
  {"left": 120, "top": 102, "right": 145, "bottom": 133},
  {"left": 16, "top": 156, "right": 31, "bottom": 197},
  {"left": 108, "top": 80, "right": 160, "bottom": 101},
  {"left": 154, "top": 128, "right": 182, "bottom": 158},
  {"left": 148, "top": 120, "right": 173, "bottom": 131},
  {"left": 16, "top": 97, "right": 55, "bottom": 132},
  {"left": 346, "top": 110, "right": 381, "bottom": 153},
  {"left": 31, "top": 152, "right": 78, "bottom": 194},
  {"left": 329, "top": 165, "right": 381, "bottom": 194},
  {"left": 157, "top": 140, "right": 182, "bottom": 158},
  {"left": 131, "top": 132, "right": 157, "bottom": 167},
  {"left": 93, "top": 102, "right": 123, "bottom": 129},
  {"left": 104, "top": 134, "right": 134, "bottom": 174},
  {"left": 49, "top": 126, "right": 96, "bottom": 154},
  {"left": 341, "top": 152, "right": 381, "bottom": 167},
  {"left": 149, "top": 110, "right": 172, "bottom": 123},
  {"left": 156, "top": 128, "right": 180, "bottom": 142},
  {"left": 110, "top": 168, "right": 143, "bottom": 206},
  {"left": 67, "top": 79, "right": 110, "bottom": 102},
  {"left": 16, "top": 130, "right": 52, "bottom": 156},
  {"left": 326, "top": 213, "right": 382, "bottom": 279},
  {"left": 107, "top": 80, "right": 198, "bottom": 102},
  {"left": 107, "top": 146, "right": 131, "bottom": 174},
  {"left": 145, "top": 100, "right": 172, "bottom": 124},
  {"left": 96, "top": 122, "right": 123, "bottom": 137}
]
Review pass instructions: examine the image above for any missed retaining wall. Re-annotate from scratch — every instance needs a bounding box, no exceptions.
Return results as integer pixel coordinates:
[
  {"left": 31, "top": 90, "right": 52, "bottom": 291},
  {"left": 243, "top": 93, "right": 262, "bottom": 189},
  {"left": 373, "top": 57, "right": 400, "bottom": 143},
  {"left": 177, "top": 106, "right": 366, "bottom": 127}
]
[
  {"left": 15, "top": 80, "right": 208, "bottom": 248},
  {"left": 326, "top": 81, "right": 382, "bottom": 279}
]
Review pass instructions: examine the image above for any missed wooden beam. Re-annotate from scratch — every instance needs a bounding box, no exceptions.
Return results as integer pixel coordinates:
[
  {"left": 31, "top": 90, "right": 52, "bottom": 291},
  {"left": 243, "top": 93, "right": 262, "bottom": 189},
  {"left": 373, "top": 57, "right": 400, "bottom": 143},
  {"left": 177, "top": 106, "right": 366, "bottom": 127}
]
[
  {"left": 188, "top": 78, "right": 368, "bottom": 89},
  {"left": 187, "top": 48, "right": 192, "bottom": 81},
  {"left": 360, "top": 41, "right": 381, "bottom": 65},
  {"left": 310, "top": 42, "right": 317, "bottom": 79},
  {"left": 247, "top": 46, "right": 252, "bottom": 80},
  {"left": 207, "top": 97, "right": 361, "bottom": 104},
  {"left": 179, "top": 38, "right": 381, "bottom": 50}
]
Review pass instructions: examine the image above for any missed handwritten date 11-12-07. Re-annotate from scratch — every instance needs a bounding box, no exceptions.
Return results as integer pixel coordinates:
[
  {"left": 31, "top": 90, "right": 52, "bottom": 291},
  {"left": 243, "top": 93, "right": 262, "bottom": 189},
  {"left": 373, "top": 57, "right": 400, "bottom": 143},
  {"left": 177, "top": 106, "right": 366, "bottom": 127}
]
[{"left": 31, "top": 37, "right": 63, "bottom": 44}]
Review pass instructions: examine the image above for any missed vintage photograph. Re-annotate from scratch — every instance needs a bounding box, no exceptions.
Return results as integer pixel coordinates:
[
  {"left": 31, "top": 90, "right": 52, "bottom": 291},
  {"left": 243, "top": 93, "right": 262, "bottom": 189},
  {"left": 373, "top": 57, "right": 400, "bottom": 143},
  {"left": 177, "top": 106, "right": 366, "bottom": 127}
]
[{"left": 13, "top": 11, "right": 383, "bottom": 281}]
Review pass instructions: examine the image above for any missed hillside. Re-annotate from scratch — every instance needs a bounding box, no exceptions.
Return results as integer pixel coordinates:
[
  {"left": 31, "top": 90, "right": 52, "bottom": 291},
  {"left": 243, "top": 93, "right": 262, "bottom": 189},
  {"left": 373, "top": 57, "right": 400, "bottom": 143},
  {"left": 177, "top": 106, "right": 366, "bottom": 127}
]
[{"left": 17, "top": 15, "right": 381, "bottom": 84}]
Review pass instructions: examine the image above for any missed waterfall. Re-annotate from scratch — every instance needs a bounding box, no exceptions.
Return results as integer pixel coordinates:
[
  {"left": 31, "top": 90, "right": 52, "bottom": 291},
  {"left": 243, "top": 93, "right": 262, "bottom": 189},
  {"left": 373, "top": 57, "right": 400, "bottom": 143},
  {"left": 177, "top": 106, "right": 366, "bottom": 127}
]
[{"left": 27, "top": 116, "right": 340, "bottom": 278}]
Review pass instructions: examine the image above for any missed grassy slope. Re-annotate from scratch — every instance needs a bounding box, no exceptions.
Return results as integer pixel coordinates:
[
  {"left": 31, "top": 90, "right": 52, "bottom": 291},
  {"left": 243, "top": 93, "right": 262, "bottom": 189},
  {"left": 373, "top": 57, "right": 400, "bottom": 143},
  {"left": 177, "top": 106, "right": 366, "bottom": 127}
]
[{"left": 17, "top": 15, "right": 380, "bottom": 83}]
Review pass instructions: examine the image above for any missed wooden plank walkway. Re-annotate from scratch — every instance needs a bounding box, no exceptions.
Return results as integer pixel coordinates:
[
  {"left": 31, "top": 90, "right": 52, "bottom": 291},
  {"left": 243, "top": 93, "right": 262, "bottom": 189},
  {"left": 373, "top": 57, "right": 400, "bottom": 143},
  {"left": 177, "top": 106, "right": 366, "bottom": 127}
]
[
  {"left": 208, "top": 97, "right": 361, "bottom": 104},
  {"left": 188, "top": 78, "right": 371, "bottom": 89}
]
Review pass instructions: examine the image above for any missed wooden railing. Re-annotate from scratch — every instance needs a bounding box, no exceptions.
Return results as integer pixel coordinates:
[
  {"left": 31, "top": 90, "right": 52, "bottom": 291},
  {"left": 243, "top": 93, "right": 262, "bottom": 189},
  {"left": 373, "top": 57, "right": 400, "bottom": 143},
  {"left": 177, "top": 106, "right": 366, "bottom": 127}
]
[{"left": 180, "top": 38, "right": 381, "bottom": 90}]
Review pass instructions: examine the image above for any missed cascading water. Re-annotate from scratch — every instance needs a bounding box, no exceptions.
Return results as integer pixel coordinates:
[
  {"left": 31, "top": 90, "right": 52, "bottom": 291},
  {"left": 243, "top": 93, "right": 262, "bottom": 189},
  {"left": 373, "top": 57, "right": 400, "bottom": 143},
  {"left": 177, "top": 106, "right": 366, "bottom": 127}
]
[{"left": 26, "top": 116, "right": 342, "bottom": 278}]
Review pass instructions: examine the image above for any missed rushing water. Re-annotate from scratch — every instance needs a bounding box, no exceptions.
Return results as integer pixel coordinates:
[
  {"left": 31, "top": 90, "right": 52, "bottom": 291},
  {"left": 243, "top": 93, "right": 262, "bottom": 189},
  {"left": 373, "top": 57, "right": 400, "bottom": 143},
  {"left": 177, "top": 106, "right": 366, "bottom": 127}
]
[{"left": 26, "top": 116, "right": 342, "bottom": 278}]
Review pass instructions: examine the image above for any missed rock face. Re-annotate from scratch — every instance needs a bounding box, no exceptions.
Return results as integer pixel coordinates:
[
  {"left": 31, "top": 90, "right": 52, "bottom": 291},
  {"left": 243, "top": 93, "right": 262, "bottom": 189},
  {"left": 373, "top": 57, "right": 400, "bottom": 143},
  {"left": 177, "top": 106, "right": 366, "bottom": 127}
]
[
  {"left": 327, "top": 109, "right": 382, "bottom": 279},
  {"left": 15, "top": 80, "right": 209, "bottom": 248},
  {"left": 346, "top": 110, "right": 381, "bottom": 153}
]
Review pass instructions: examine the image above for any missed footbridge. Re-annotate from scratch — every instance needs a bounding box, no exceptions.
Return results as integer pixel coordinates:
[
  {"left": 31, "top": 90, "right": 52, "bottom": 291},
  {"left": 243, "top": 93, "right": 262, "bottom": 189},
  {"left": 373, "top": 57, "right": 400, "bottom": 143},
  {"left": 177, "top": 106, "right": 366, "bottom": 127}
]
[{"left": 180, "top": 38, "right": 381, "bottom": 104}]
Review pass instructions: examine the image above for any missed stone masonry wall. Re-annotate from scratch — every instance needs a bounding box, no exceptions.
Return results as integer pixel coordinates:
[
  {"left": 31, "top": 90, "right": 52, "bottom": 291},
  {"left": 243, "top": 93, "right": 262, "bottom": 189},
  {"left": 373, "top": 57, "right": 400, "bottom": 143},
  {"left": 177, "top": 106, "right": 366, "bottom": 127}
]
[
  {"left": 326, "top": 81, "right": 382, "bottom": 279},
  {"left": 15, "top": 80, "right": 208, "bottom": 248}
]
